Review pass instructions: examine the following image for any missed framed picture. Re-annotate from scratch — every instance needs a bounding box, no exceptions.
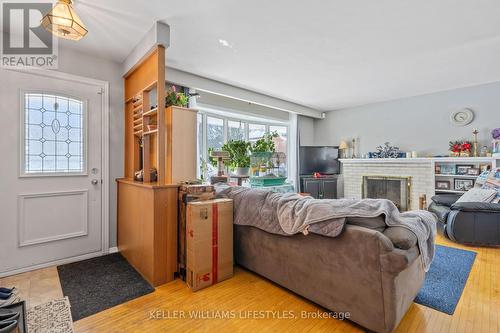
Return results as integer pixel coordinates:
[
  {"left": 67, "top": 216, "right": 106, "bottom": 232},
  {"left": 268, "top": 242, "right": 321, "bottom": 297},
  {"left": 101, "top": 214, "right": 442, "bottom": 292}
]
[
  {"left": 456, "top": 164, "right": 474, "bottom": 175},
  {"left": 435, "top": 165, "right": 441, "bottom": 174},
  {"left": 440, "top": 164, "right": 456, "bottom": 175},
  {"left": 454, "top": 178, "right": 475, "bottom": 191},
  {"left": 435, "top": 180, "right": 451, "bottom": 190},
  {"left": 479, "top": 163, "right": 491, "bottom": 172},
  {"left": 467, "top": 168, "right": 480, "bottom": 176}
]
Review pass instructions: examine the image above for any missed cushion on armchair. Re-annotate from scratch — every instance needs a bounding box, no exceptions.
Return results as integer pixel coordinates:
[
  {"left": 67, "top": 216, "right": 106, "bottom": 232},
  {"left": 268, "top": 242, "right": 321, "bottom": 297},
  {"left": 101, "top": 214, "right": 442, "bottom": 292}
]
[
  {"left": 451, "top": 201, "right": 500, "bottom": 212},
  {"left": 383, "top": 227, "right": 417, "bottom": 250},
  {"left": 455, "top": 188, "right": 497, "bottom": 203},
  {"left": 428, "top": 202, "right": 451, "bottom": 223},
  {"left": 431, "top": 194, "right": 461, "bottom": 207}
]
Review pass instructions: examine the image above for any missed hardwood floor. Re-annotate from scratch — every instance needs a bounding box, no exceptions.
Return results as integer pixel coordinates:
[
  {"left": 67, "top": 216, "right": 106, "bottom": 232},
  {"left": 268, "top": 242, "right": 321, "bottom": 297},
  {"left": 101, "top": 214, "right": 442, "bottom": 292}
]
[{"left": 1, "top": 235, "right": 498, "bottom": 333}]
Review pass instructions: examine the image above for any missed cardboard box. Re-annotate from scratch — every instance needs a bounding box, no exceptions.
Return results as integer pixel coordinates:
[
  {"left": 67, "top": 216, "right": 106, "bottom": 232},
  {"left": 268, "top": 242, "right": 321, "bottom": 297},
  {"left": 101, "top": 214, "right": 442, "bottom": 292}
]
[
  {"left": 179, "top": 184, "right": 215, "bottom": 195},
  {"left": 186, "top": 199, "right": 233, "bottom": 291},
  {"left": 178, "top": 185, "right": 216, "bottom": 281}
]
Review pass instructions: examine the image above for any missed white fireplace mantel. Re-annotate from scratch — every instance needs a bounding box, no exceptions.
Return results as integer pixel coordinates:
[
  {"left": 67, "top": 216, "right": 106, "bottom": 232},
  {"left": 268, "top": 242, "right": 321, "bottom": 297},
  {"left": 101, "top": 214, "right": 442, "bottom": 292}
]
[
  {"left": 340, "top": 157, "right": 497, "bottom": 166},
  {"left": 339, "top": 157, "right": 498, "bottom": 210}
]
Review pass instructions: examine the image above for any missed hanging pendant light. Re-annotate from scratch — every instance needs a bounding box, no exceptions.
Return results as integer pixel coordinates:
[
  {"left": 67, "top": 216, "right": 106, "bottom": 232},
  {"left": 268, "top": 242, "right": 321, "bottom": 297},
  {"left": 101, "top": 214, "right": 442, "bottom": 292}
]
[{"left": 41, "top": 0, "right": 88, "bottom": 41}]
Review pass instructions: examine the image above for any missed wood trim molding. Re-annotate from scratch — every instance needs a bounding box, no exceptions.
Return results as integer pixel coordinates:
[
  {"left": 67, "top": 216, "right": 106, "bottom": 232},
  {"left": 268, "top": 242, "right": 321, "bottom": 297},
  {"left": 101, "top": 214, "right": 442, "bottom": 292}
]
[
  {"left": 7, "top": 67, "right": 111, "bottom": 255},
  {"left": 18, "top": 190, "right": 89, "bottom": 247}
]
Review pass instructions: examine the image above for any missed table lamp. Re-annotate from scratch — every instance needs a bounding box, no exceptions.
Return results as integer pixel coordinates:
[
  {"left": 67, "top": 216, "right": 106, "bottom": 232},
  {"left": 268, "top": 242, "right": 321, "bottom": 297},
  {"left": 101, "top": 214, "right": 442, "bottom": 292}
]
[{"left": 339, "top": 140, "right": 349, "bottom": 159}]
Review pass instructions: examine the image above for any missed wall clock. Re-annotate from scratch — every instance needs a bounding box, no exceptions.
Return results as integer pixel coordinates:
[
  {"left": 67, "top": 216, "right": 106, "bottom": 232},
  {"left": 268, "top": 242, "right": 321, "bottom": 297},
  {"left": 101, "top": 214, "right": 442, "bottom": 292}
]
[{"left": 450, "top": 108, "right": 474, "bottom": 126}]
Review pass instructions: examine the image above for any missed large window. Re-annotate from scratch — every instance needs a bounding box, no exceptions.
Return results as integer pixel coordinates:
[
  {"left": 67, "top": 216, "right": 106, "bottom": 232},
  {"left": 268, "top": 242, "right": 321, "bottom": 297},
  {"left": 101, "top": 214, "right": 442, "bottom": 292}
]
[
  {"left": 248, "top": 123, "right": 266, "bottom": 143},
  {"left": 228, "top": 120, "right": 245, "bottom": 141},
  {"left": 22, "top": 92, "right": 86, "bottom": 175},
  {"left": 269, "top": 125, "right": 287, "bottom": 153},
  {"left": 197, "top": 110, "right": 289, "bottom": 179},
  {"left": 207, "top": 116, "right": 224, "bottom": 150}
]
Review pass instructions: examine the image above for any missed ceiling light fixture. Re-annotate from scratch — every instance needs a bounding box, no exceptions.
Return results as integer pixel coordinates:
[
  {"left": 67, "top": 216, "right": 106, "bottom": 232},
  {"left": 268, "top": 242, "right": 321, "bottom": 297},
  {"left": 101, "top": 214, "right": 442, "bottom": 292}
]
[
  {"left": 41, "top": 0, "right": 88, "bottom": 41},
  {"left": 218, "top": 39, "right": 232, "bottom": 48}
]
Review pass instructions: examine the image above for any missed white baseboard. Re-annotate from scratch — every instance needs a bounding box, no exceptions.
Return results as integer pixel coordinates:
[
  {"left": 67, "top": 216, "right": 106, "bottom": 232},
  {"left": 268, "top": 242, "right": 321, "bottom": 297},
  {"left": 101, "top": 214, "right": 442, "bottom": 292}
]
[
  {"left": 0, "top": 250, "right": 104, "bottom": 278},
  {"left": 108, "top": 246, "right": 119, "bottom": 253}
]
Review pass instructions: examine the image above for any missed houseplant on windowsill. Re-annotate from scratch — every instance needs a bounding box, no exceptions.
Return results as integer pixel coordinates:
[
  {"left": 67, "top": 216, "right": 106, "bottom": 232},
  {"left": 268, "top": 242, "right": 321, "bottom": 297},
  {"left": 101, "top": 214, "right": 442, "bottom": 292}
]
[
  {"left": 249, "top": 131, "right": 288, "bottom": 185},
  {"left": 210, "top": 140, "right": 252, "bottom": 176}
]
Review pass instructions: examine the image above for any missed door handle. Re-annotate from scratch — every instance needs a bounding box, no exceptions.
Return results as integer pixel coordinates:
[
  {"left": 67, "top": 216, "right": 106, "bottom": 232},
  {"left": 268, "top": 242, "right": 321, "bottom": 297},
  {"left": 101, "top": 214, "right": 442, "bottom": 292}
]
[{"left": 91, "top": 179, "right": 99, "bottom": 185}]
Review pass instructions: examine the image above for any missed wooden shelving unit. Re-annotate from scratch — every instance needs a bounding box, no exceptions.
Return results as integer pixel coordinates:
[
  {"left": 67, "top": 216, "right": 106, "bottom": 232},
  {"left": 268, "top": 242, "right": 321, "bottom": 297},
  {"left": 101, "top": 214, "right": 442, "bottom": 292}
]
[
  {"left": 118, "top": 46, "right": 198, "bottom": 287},
  {"left": 433, "top": 157, "right": 498, "bottom": 194}
]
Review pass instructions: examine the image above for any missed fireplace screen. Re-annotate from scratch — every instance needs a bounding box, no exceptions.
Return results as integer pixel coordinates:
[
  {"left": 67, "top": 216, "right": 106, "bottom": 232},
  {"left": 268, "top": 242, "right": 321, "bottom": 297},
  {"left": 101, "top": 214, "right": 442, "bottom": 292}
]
[{"left": 362, "top": 176, "right": 411, "bottom": 211}]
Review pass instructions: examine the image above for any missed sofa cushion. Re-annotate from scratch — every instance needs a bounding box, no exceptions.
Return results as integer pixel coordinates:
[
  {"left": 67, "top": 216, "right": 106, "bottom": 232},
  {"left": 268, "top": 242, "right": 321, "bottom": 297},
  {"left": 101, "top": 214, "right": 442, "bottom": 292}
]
[
  {"left": 455, "top": 188, "right": 497, "bottom": 203},
  {"left": 474, "top": 168, "right": 500, "bottom": 203},
  {"left": 383, "top": 227, "right": 418, "bottom": 250},
  {"left": 431, "top": 194, "right": 461, "bottom": 207},
  {"left": 346, "top": 215, "right": 385, "bottom": 232}
]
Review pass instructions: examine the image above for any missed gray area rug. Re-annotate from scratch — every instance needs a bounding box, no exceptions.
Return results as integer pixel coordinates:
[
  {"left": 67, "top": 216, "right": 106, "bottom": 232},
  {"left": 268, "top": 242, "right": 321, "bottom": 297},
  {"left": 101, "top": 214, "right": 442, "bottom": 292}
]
[
  {"left": 57, "top": 253, "right": 154, "bottom": 321},
  {"left": 27, "top": 297, "right": 74, "bottom": 333}
]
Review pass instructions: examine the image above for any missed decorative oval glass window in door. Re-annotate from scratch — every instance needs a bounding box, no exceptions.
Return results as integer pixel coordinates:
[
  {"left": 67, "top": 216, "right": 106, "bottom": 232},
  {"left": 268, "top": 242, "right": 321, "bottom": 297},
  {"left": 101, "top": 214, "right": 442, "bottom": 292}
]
[{"left": 23, "top": 92, "right": 86, "bottom": 174}]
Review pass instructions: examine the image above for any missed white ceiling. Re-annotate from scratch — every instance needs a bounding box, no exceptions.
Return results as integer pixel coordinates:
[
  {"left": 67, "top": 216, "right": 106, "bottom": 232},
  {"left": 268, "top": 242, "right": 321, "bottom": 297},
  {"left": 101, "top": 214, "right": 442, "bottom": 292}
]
[{"left": 63, "top": 0, "right": 500, "bottom": 111}]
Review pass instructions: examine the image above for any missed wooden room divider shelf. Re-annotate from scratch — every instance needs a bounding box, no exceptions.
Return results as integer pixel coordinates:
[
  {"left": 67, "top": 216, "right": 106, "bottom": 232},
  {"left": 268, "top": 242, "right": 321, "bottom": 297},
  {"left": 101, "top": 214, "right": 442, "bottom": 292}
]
[{"left": 118, "top": 45, "right": 197, "bottom": 287}]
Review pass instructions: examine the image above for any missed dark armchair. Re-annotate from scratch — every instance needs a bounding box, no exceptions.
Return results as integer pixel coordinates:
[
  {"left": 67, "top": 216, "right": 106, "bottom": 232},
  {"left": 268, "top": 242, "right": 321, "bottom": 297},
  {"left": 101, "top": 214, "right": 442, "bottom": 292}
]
[{"left": 428, "top": 194, "right": 500, "bottom": 246}]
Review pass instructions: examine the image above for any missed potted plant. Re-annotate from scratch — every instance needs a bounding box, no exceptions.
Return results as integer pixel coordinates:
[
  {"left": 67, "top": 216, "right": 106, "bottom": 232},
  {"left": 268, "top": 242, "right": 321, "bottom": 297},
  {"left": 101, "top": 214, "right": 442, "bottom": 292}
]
[
  {"left": 250, "top": 132, "right": 279, "bottom": 177},
  {"left": 251, "top": 131, "right": 279, "bottom": 153},
  {"left": 209, "top": 141, "right": 251, "bottom": 176},
  {"left": 492, "top": 128, "right": 500, "bottom": 157},
  {"left": 460, "top": 141, "right": 472, "bottom": 157},
  {"left": 165, "top": 85, "right": 189, "bottom": 107},
  {"left": 449, "top": 141, "right": 461, "bottom": 157},
  {"left": 449, "top": 140, "right": 472, "bottom": 157}
]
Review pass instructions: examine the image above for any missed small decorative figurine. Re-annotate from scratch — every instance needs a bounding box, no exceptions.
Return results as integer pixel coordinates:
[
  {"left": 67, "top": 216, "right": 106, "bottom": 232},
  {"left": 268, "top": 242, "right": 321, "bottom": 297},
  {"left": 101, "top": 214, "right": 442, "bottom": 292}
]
[
  {"left": 351, "top": 138, "right": 357, "bottom": 158},
  {"left": 472, "top": 129, "right": 479, "bottom": 157},
  {"left": 373, "top": 142, "right": 400, "bottom": 159}
]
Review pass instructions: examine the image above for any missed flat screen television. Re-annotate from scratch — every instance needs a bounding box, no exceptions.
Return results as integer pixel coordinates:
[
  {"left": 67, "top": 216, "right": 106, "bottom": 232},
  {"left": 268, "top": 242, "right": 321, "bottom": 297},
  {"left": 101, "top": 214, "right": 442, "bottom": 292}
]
[{"left": 299, "top": 146, "right": 340, "bottom": 175}]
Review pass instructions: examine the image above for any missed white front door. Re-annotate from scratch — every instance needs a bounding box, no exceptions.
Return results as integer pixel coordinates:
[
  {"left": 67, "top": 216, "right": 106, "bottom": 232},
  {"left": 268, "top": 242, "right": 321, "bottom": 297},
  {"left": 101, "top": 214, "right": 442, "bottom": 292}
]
[{"left": 0, "top": 69, "right": 104, "bottom": 275}]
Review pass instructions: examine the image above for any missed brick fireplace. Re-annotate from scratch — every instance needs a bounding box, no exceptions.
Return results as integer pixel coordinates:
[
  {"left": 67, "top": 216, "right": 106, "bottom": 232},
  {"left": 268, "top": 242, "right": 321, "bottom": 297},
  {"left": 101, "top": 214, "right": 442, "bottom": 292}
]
[{"left": 340, "top": 159, "right": 435, "bottom": 211}]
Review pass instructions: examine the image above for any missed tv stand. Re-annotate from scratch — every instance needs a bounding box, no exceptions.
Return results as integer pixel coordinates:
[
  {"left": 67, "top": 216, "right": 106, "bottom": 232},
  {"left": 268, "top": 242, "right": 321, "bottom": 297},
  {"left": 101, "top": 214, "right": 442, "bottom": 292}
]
[{"left": 300, "top": 175, "right": 339, "bottom": 199}]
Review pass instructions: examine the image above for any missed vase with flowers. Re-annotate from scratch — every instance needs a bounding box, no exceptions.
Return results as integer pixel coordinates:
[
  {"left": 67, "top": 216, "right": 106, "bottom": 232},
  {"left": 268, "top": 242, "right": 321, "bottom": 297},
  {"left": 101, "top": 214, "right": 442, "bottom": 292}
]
[
  {"left": 449, "top": 140, "right": 472, "bottom": 157},
  {"left": 492, "top": 128, "right": 500, "bottom": 157}
]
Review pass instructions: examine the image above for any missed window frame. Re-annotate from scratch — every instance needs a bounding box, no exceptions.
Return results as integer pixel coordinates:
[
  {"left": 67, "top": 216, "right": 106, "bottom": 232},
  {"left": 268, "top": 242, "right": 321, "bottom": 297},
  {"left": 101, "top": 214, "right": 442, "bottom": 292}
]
[
  {"left": 19, "top": 90, "right": 89, "bottom": 178},
  {"left": 196, "top": 106, "right": 290, "bottom": 178}
]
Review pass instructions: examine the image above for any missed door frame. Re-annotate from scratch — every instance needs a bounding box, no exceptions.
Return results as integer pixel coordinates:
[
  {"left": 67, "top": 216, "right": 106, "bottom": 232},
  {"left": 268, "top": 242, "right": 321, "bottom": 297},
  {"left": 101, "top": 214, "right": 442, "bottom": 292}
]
[{"left": 2, "top": 67, "right": 111, "bottom": 276}]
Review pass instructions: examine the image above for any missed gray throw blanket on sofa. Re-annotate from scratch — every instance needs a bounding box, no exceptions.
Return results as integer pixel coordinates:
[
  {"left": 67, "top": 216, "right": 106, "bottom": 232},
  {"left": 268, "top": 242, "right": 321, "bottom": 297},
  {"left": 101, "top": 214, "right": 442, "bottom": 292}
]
[{"left": 217, "top": 186, "right": 437, "bottom": 271}]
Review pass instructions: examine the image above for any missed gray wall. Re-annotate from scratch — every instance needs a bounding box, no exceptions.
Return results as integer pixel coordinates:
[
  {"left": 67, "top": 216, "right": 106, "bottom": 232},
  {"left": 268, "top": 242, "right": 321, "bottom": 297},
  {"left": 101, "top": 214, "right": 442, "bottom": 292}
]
[
  {"left": 298, "top": 115, "right": 315, "bottom": 146},
  {"left": 314, "top": 82, "right": 500, "bottom": 156},
  {"left": 58, "top": 47, "right": 124, "bottom": 248}
]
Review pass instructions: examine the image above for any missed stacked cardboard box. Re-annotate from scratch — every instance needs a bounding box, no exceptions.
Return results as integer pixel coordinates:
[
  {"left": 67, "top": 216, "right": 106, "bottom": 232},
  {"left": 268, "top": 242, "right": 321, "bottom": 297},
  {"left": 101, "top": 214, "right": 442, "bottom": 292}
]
[
  {"left": 186, "top": 199, "right": 233, "bottom": 291},
  {"left": 178, "top": 185, "right": 216, "bottom": 280}
]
